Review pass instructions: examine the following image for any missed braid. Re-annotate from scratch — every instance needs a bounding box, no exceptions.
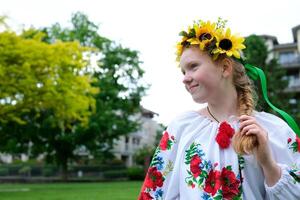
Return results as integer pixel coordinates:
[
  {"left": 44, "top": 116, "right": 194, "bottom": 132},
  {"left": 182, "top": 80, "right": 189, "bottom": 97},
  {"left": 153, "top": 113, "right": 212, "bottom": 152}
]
[{"left": 231, "top": 61, "right": 258, "bottom": 155}]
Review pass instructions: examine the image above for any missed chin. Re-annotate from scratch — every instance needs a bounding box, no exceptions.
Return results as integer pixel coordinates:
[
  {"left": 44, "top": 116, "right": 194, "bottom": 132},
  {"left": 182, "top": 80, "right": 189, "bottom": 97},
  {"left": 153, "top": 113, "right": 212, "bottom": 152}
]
[{"left": 191, "top": 96, "right": 207, "bottom": 104}]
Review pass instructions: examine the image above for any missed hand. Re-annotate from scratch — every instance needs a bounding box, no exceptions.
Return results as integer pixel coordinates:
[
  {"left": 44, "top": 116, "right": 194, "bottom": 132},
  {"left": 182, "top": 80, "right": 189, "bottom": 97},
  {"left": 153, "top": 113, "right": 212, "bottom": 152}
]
[
  {"left": 239, "top": 115, "right": 270, "bottom": 166},
  {"left": 239, "top": 115, "right": 281, "bottom": 186}
]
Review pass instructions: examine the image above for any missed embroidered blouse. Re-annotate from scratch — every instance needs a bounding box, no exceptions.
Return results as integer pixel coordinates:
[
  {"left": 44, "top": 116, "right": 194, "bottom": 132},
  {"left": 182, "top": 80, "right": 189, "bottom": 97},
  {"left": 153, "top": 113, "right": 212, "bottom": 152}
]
[{"left": 138, "top": 111, "right": 300, "bottom": 200}]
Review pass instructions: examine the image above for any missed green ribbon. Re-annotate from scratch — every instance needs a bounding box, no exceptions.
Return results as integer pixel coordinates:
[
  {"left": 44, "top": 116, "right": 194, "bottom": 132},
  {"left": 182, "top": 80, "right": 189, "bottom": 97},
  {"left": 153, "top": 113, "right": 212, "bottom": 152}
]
[{"left": 244, "top": 63, "right": 300, "bottom": 137}]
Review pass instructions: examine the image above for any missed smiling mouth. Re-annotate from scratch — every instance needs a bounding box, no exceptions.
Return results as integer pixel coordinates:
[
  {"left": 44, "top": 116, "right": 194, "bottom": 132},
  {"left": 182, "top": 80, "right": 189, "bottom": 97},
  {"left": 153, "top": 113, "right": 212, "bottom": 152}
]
[{"left": 188, "top": 85, "right": 198, "bottom": 93}]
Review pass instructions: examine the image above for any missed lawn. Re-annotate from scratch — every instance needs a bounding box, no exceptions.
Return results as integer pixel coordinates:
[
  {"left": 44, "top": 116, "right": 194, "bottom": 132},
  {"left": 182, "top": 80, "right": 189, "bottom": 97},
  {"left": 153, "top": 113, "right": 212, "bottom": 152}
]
[{"left": 0, "top": 181, "right": 142, "bottom": 200}]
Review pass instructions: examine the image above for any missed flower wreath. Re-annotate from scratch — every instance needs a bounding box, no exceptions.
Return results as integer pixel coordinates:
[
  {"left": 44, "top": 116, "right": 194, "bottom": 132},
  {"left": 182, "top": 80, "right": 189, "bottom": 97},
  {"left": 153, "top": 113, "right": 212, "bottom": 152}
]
[
  {"left": 176, "top": 18, "right": 245, "bottom": 62},
  {"left": 175, "top": 18, "right": 300, "bottom": 138}
]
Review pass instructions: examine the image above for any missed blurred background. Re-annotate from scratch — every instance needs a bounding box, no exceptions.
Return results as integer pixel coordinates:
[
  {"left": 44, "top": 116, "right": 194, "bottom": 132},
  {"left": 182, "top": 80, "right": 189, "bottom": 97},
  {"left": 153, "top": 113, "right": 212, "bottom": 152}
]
[{"left": 0, "top": 0, "right": 300, "bottom": 199}]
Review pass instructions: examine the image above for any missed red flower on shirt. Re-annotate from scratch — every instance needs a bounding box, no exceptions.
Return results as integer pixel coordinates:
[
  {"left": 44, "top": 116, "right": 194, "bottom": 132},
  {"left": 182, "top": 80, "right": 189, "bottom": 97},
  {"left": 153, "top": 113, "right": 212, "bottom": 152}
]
[
  {"left": 204, "top": 169, "right": 221, "bottom": 196},
  {"left": 219, "top": 121, "right": 235, "bottom": 137},
  {"left": 159, "top": 131, "right": 169, "bottom": 150},
  {"left": 288, "top": 136, "right": 300, "bottom": 153},
  {"left": 190, "top": 155, "right": 202, "bottom": 178},
  {"left": 296, "top": 136, "right": 300, "bottom": 152},
  {"left": 215, "top": 121, "right": 235, "bottom": 149},
  {"left": 144, "top": 167, "right": 164, "bottom": 191},
  {"left": 221, "top": 167, "right": 240, "bottom": 199}
]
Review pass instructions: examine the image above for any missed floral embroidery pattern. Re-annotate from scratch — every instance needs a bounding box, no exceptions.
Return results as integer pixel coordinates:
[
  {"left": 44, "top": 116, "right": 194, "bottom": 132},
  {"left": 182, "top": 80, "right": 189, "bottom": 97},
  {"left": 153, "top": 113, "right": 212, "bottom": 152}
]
[
  {"left": 288, "top": 164, "right": 300, "bottom": 184},
  {"left": 185, "top": 142, "right": 242, "bottom": 200},
  {"left": 144, "top": 166, "right": 164, "bottom": 190},
  {"left": 287, "top": 136, "right": 300, "bottom": 153},
  {"left": 215, "top": 121, "right": 235, "bottom": 149},
  {"left": 159, "top": 131, "right": 176, "bottom": 151},
  {"left": 221, "top": 166, "right": 241, "bottom": 199},
  {"left": 139, "top": 131, "right": 176, "bottom": 200}
]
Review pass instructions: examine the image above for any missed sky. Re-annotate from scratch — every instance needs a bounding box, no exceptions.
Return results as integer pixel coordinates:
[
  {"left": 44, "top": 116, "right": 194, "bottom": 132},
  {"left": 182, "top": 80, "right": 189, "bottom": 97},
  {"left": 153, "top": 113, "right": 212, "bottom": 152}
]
[{"left": 1, "top": 0, "right": 300, "bottom": 125}]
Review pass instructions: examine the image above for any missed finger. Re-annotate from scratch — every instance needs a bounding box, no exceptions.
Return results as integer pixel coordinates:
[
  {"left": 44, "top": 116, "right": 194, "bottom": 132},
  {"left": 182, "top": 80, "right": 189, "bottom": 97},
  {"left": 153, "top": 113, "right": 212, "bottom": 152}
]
[
  {"left": 239, "top": 115, "right": 255, "bottom": 122},
  {"left": 245, "top": 128, "right": 260, "bottom": 135},
  {"left": 241, "top": 124, "right": 257, "bottom": 135},
  {"left": 239, "top": 119, "right": 257, "bottom": 130}
]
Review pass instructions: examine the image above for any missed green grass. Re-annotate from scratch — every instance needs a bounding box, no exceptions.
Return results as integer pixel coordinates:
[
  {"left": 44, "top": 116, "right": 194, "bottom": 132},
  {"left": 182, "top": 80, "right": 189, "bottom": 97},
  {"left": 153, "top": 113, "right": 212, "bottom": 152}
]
[{"left": 0, "top": 181, "right": 142, "bottom": 200}]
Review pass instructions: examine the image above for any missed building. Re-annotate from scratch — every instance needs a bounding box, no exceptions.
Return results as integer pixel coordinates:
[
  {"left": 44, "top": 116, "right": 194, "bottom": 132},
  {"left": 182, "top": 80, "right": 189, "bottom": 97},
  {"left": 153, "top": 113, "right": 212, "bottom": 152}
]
[
  {"left": 112, "top": 107, "right": 162, "bottom": 167},
  {"left": 261, "top": 24, "right": 300, "bottom": 103}
]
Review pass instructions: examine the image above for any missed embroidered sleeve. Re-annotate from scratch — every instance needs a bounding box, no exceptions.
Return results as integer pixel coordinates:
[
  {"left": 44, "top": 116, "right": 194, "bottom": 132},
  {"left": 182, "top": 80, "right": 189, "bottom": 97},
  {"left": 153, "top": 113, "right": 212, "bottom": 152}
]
[
  {"left": 138, "top": 130, "right": 177, "bottom": 200},
  {"left": 265, "top": 164, "right": 300, "bottom": 199},
  {"left": 265, "top": 125, "right": 300, "bottom": 199}
]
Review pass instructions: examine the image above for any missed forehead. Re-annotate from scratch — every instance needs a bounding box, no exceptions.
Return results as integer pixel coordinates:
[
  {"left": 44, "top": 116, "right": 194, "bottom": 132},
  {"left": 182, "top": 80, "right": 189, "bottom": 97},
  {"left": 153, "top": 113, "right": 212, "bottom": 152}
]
[{"left": 179, "top": 47, "right": 210, "bottom": 68}]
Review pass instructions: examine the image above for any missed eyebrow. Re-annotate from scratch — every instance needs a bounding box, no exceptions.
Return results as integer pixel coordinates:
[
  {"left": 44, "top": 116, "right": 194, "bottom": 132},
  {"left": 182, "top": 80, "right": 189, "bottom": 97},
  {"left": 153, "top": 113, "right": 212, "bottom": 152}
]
[{"left": 181, "top": 60, "right": 198, "bottom": 73}]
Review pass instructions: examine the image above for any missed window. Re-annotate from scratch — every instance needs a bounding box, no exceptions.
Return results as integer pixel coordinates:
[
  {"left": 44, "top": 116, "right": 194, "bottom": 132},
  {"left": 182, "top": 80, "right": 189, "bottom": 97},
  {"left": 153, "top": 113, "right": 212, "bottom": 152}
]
[
  {"left": 279, "top": 51, "right": 298, "bottom": 64},
  {"left": 132, "top": 137, "right": 140, "bottom": 145}
]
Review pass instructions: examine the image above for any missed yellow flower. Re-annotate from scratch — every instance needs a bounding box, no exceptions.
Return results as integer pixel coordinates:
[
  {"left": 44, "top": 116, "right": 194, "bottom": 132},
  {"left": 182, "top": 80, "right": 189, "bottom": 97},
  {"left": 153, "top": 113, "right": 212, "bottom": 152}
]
[
  {"left": 213, "top": 28, "right": 246, "bottom": 59},
  {"left": 176, "top": 36, "right": 188, "bottom": 61},
  {"left": 187, "top": 21, "right": 217, "bottom": 50}
]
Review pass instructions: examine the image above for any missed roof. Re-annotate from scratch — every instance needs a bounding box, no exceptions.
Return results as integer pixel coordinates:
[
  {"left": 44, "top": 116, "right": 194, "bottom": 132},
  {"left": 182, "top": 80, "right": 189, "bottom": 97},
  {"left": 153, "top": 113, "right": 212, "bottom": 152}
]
[
  {"left": 292, "top": 24, "right": 300, "bottom": 42},
  {"left": 259, "top": 34, "right": 279, "bottom": 45}
]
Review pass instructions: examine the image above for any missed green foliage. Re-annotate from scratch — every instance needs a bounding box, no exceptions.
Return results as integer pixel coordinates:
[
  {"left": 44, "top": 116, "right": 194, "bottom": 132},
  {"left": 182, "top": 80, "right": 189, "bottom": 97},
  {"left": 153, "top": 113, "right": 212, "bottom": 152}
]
[
  {"left": 0, "top": 18, "right": 98, "bottom": 180},
  {"left": 0, "top": 12, "right": 147, "bottom": 180},
  {"left": 102, "top": 169, "right": 128, "bottom": 179},
  {"left": 42, "top": 167, "right": 56, "bottom": 177},
  {"left": 0, "top": 30, "right": 97, "bottom": 125},
  {"left": 0, "top": 167, "right": 9, "bottom": 176},
  {"left": 18, "top": 166, "right": 31, "bottom": 176},
  {"left": 244, "top": 35, "right": 294, "bottom": 114},
  {"left": 42, "top": 12, "right": 148, "bottom": 156},
  {"left": 134, "top": 146, "right": 156, "bottom": 166},
  {"left": 127, "top": 166, "right": 145, "bottom": 180}
]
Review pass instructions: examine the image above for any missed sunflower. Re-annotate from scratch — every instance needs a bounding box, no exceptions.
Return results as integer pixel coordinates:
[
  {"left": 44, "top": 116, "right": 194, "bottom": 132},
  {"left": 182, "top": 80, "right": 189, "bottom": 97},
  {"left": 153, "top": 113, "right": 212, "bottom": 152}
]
[
  {"left": 176, "top": 36, "right": 189, "bottom": 61},
  {"left": 187, "top": 21, "right": 217, "bottom": 50},
  {"left": 213, "top": 28, "right": 246, "bottom": 59}
]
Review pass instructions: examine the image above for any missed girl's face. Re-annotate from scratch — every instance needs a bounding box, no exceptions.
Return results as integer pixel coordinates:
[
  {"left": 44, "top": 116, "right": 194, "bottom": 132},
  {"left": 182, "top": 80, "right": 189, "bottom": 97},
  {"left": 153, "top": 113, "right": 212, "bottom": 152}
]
[{"left": 180, "top": 47, "right": 224, "bottom": 104}]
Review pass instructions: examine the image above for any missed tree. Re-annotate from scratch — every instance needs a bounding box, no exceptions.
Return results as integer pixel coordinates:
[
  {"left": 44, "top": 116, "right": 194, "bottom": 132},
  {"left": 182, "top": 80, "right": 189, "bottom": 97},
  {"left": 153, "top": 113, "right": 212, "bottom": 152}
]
[
  {"left": 244, "top": 35, "right": 294, "bottom": 115},
  {"left": 0, "top": 29, "right": 98, "bottom": 180},
  {"left": 0, "top": 12, "right": 147, "bottom": 180},
  {"left": 42, "top": 12, "right": 148, "bottom": 161}
]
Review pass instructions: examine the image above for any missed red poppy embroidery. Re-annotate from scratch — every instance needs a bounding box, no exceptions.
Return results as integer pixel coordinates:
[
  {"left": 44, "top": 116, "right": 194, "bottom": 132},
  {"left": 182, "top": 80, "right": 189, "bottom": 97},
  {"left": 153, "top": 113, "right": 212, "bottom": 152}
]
[
  {"left": 221, "top": 167, "right": 240, "bottom": 199},
  {"left": 159, "top": 131, "right": 175, "bottom": 151},
  {"left": 215, "top": 121, "right": 235, "bottom": 149},
  {"left": 297, "top": 137, "right": 300, "bottom": 152},
  {"left": 190, "top": 155, "right": 202, "bottom": 178},
  {"left": 144, "top": 166, "right": 164, "bottom": 191},
  {"left": 204, "top": 169, "right": 222, "bottom": 196},
  {"left": 159, "top": 131, "right": 169, "bottom": 150}
]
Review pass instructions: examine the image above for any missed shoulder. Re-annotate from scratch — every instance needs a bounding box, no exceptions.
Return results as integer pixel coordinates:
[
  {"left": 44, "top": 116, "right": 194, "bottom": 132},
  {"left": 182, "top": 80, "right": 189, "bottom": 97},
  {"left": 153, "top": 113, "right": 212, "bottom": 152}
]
[
  {"left": 254, "top": 111, "right": 295, "bottom": 141},
  {"left": 165, "top": 110, "right": 208, "bottom": 138},
  {"left": 254, "top": 111, "right": 288, "bottom": 128}
]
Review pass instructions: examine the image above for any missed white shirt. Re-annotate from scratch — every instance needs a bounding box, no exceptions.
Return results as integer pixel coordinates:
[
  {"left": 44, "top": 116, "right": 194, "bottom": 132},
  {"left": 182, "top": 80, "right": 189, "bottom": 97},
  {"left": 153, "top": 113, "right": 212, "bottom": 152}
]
[{"left": 139, "top": 111, "right": 300, "bottom": 200}]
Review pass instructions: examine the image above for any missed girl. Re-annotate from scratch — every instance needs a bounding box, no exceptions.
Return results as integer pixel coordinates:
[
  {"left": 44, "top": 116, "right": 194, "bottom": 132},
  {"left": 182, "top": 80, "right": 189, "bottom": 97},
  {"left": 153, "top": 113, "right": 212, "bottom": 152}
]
[{"left": 138, "top": 19, "right": 300, "bottom": 199}]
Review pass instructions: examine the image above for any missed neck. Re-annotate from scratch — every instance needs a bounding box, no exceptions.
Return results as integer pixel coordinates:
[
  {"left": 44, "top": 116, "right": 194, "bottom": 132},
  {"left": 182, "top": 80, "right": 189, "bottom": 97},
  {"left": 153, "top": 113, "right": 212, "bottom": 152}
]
[{"left": 207, "top": 86, "right": 238, "bottom": 122}]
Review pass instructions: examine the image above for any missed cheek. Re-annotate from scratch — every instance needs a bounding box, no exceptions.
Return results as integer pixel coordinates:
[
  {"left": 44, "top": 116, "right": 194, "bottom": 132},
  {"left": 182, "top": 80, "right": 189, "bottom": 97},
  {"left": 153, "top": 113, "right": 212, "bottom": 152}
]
[{"left": 193, "top": 71, "right": 211, "bottom": 84}]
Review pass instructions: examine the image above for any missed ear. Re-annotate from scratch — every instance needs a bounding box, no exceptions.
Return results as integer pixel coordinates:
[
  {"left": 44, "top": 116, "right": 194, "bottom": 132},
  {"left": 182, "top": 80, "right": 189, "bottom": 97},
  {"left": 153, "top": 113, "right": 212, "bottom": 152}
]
[{"left": 220, "top": 58, "right": 233, "bottom": 78}]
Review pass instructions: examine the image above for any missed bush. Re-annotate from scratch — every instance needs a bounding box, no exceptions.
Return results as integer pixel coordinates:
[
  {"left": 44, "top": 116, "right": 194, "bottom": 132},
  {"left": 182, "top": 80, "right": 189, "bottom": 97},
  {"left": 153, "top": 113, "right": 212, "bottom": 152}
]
[
  {"left": 18, "top": 166, "right": 31, "bottom": 176},
  {"left": 0, "top": 167, "right": 9, "bottom": 176},
  {"left": 127, "top": 167, "right": 145, "bottom": 180},
  {"left": 42, "top": 167, "right": 56, "bottom": 177},
  {"left": 102, "top": 169, "right": 127, "bottom": 179}
]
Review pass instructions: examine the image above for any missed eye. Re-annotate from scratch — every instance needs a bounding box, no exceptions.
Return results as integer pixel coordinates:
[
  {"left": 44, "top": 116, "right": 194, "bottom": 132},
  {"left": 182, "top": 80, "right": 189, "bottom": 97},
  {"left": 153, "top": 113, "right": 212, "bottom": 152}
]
[{"left": 190, "top": 63, "right": 198, "bottom": 70}]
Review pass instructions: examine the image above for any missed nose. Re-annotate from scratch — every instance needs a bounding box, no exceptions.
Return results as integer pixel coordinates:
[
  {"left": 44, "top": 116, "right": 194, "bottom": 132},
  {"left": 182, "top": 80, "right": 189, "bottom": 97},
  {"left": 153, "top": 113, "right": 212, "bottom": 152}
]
[{"left": 182, "top": 73, "right": 192, "bottom": 85}]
